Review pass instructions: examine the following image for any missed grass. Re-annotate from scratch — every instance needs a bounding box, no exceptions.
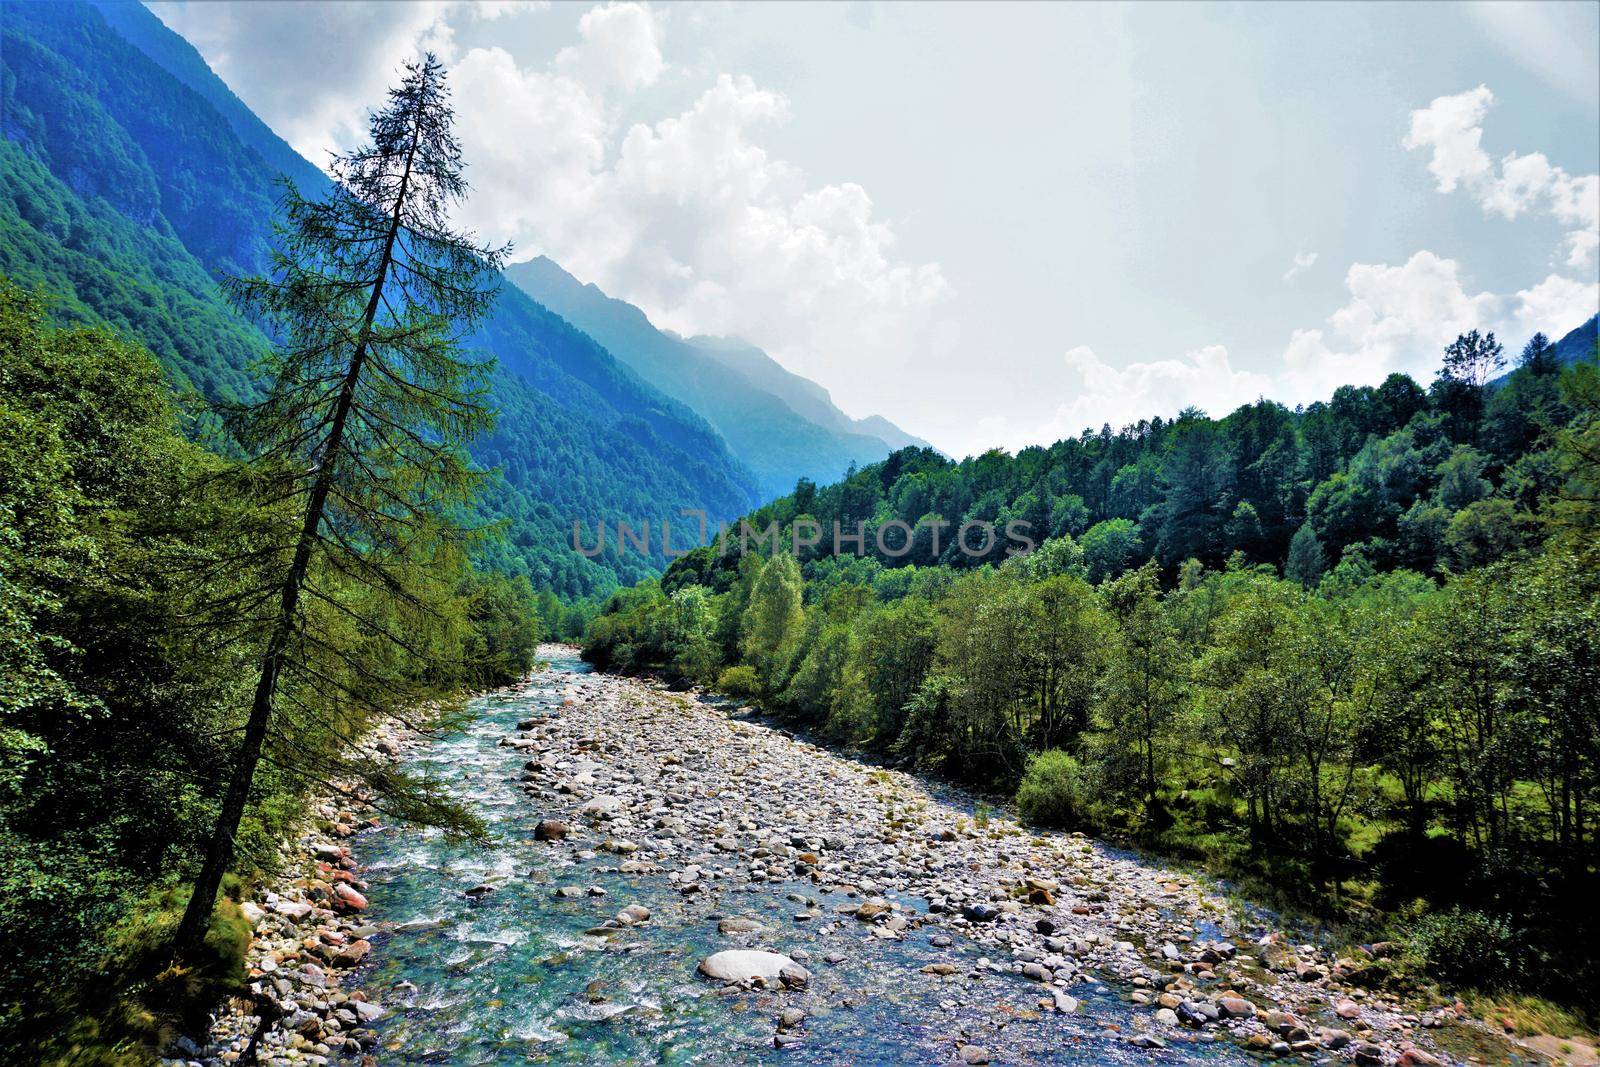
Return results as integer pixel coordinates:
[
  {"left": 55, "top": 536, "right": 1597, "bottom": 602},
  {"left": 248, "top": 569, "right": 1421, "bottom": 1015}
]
[{"left": 1466, "top": 993, "right": 1593, "bottom": 1039}]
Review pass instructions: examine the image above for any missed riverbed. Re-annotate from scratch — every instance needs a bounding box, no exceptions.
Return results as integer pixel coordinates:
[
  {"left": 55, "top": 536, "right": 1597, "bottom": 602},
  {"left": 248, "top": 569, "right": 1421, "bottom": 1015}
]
[{"left": 343, "top": 647, "right": 1457, "bottom": 1066}]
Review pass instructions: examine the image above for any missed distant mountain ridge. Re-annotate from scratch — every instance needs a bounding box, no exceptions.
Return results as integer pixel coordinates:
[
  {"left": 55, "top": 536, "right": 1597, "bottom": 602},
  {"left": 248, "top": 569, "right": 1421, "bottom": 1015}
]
[
  {"left": 505, "top": 256, "right": 932, "bottom": 499},
  {"left": 0, "top": 0, "right": 762, "bottom": 597},
  {"left": 682, "top": 333, "right": 936, "bottom": 454}
]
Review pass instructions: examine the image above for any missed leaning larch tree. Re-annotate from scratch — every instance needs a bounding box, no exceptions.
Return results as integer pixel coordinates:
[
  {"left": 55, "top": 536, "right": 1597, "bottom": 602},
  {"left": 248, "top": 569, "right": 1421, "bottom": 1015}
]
[{"left": 174, "top": 54, "right": 506, "bottom": 960}]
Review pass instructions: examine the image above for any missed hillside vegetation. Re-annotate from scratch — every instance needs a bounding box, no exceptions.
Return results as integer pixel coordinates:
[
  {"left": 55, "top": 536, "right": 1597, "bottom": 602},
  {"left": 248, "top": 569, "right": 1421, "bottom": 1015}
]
[
  {"left": 586, "top": 325, "right": 1600, "bottom": 1016},
  {"left": 0, "top": 0, "right": 760, "bottom": 598}
]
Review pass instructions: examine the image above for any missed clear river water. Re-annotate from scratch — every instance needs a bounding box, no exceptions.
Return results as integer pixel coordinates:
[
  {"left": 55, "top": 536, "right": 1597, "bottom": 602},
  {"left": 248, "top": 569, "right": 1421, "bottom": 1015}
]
[{"left": 349, "top": 651, "right": 1260, "bottom": 1066}]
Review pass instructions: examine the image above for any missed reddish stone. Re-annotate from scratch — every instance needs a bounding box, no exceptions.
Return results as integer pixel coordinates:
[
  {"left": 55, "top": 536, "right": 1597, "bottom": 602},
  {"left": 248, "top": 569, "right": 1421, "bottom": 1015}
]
[{"left": 332, "top": 883, "right": 368, "bottom": 911}]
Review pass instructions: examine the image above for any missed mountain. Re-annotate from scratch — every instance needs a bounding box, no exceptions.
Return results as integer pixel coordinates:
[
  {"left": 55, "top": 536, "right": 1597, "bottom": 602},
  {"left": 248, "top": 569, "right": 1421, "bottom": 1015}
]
[
  {"left": 1551, "top": 314, "right": 1598, "bottom": 369},
  {"left": 87, "top": 0, "right": 330, "bottom": 195},
  {"left": 683, "top": 334, "right": 936, "bottom": 454},
  {"left": 1488, "top": 313, "right": 1598, "bottom": 389},
  {"left": 0, "top": 0, "right": 758, "bottom": 597},
  {"left": 505, "top": 256, "right": 929, "bottom": 498}
]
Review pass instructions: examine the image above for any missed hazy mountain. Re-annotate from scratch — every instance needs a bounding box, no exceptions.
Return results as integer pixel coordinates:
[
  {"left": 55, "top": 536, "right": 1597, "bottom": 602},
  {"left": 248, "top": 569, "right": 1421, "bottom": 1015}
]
[
  {"left": 505, "top": 255, "right": 928, "bottom": 498},
  {"left": 683, "top": 334, "right": 936, "bottom": 454},
  {"left": 1489, "top": 313, "right": 1598, "bottom": 389}
]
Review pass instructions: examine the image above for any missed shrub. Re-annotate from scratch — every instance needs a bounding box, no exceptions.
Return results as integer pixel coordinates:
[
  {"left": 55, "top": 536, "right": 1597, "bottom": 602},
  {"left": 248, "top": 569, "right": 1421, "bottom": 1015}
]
[
  {"left": 716, "top": 665, "right": 762, "bottom": 699},
  {"left": 1015, "top": 750, "right": 1095, "bottom": 829},
  {"left": 1412, "top": 908, "right": 1522, "bottom": 989}
]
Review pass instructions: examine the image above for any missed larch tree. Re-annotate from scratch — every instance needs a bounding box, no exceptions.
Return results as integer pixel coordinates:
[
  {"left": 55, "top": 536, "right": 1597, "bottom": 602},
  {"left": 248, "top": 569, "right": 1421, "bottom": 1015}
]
[{"left": 174, "top": 54, "right": 506, "bottom": 960}]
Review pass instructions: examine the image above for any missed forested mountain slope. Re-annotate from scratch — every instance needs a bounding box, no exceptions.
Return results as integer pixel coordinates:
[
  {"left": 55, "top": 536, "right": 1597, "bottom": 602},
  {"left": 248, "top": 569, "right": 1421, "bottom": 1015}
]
[
  {"left": 0, "top": 0, "right": 758, "bottom": 596},
  {"left": 651, "top": 318, "right": 1597, "bottom": 584},
  {"left": 506, "top": 255, "right": 921, "bottom": 499}
]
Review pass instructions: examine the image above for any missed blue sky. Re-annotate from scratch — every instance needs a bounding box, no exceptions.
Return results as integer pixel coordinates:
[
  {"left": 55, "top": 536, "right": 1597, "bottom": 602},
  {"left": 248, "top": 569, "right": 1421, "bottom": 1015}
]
[{"left": 150, "top": 0, "right": 1599, "bottom": 457}]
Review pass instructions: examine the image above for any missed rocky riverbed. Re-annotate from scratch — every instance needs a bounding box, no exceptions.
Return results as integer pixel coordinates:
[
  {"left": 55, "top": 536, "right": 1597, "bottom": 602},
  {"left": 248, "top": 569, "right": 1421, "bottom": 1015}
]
[
  {"left": 180, "top": 715, "right": 422, "bottom": 1066},
  {"left": 190, "top": 646, "right": 1516, "bottom": 1066}
]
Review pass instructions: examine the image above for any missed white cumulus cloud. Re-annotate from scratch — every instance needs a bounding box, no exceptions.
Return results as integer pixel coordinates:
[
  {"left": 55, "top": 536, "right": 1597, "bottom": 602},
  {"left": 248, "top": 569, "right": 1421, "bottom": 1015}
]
[
  {"left": 555, "top": 2, "right": 664, "bottom": 93},
  {"left": 1404, "top": 85, "right": 1600, "bottom": 270},
  {"left": 153, "top": 1, "right": 947, "bottom": 406},
  {"left": 148, "top": 0, "right": 531, "bottom": 166},
  {"left": 449, "top": 56, "right": 948, "bottom": 392},
  {"left": 1280, "top": 250, "right": 1594, "bottom": 403},
  {"left": 982, "top": 344, "right": 1271, "bottom": 453},
  {"left": 1513, "top": 273, "right": 1600, "bottom": 340}
]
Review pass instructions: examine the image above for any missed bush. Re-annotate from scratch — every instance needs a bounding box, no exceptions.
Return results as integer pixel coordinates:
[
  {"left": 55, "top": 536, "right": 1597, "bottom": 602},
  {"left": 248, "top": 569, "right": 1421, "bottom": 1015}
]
[
  {"left": 716, "top": 665, "right": 762, "bottom": 699},
  {"left": 1015, "top": 750, "right": 1095, "bottom": 829},
  {"left": 1411, "top": 907, "right": 1523, "bottom": 989}
]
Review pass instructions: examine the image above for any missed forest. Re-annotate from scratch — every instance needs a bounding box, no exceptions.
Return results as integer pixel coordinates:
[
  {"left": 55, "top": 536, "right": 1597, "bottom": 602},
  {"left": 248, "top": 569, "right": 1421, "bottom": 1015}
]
[
  {"left": 0, "top": 46, "right": 551, "bottom": 1059},
  {"left": 585, "top": 326, "right": 1600, "bottom": 1017}
]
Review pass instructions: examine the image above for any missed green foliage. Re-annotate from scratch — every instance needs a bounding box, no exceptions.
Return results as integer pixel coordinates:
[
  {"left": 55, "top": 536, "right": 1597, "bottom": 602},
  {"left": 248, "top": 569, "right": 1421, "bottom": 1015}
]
[
  {"left": 1411, "top": 908, "right": 1524, "bottom": 989},
  {"left": 587, "top": 345, "right": 1600, "bottom": 1010},
  {"left": 0, "top": 0, "right": 760, "bottom": 600},
  {"left": 0, "top": 280, "right": 539, "bottom": 1056},
  {"left": 1081, "top": 518, "right": 1143, "bottom": 583},
  {"left": 1015, "top": 750, "right": 1096, "bottom": 829},
  {"left": 715, "top": 665, "right": 762, "bottom": 699},
  {"left": 1285, "top": 522, "right": 1326, "bottom": 588},
  {"left": 739, "top": 553, "right": 804, "bottom": 687}
]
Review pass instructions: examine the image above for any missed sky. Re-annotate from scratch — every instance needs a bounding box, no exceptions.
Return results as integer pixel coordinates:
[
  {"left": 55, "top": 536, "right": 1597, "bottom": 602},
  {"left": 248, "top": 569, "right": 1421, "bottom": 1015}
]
[{"left": 148, "top": 0, "right": 1600, "bottom": 459}]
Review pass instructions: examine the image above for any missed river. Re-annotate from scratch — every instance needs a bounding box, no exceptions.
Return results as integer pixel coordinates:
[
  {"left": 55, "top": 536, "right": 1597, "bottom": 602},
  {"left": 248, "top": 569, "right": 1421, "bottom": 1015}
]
[{"left": 345, "top": 650, "right": 1274, "bottom": 1065}]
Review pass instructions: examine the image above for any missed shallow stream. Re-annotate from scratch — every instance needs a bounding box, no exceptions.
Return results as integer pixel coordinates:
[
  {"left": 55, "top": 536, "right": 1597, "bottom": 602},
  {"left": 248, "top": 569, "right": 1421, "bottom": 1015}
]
[{"left": 351, "top": 652, "right": 1258, "bottom": 1065}]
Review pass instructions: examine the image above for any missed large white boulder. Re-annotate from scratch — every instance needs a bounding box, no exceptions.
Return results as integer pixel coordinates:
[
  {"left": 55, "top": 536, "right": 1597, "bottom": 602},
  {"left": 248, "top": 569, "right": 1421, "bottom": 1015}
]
[{"left": 697, "top": 950, "right": 810, "bottom": 988}]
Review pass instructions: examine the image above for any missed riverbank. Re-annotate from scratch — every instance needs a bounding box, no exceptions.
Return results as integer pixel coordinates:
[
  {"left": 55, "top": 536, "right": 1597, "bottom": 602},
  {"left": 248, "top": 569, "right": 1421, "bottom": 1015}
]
[
  {"left": 175, "top": 714, "right": 427, "bottom": 1066},
  {"left": 312, "top": 644, "right": 1530, "bottom": 1065}
]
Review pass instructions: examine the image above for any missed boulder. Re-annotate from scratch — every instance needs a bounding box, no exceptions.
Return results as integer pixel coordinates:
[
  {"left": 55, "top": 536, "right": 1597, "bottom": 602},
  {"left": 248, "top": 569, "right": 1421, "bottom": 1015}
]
[
  {"left": 581, "top": 795, "right": 624, "bottom": 819},
  {"left": 331, "top": 883, "right": 368, "bottom": 912},
  {"left": 332, "top": 940, "right": 371, "bottom": 967},
  {"left": 270, "top": 899, "right": 313, "bottom": 923},
  {"left": 534, "top": 820, "right": 569, "bottom": 841},
  {"left": 1218, "top": 995, "right": 1255, "bottom": 1018},
  {"left": 697, "top": 950, "right": 811, "bottom": 988}
]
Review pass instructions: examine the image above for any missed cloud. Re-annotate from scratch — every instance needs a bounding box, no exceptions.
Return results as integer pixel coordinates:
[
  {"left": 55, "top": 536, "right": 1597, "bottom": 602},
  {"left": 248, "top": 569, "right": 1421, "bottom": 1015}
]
[
  {"left": 449, "top": 53, "right": 947, "bottom": 394},
  {"left": 1283, "top": 250, "right": 1318, "bottom": 283},
  {"left": 1402, "top": 85, "right": 1495, "bottom": 194},
  {"left": 1404, "top": 85, "right": 1600, "bottom": 270},
  {"left": 154, "top": 1, "right": 946, "bottom": 402},
  {"left": 980, "top": 245, "right": 1595, "bottom": 457},
  {"left": 1279, "top": 250, "right": 1596, "bottom": 403},
  {"left": 1513, "top": 273, "right": 1600, "bottom": 339},
  {"left": 979, "top": 344, "right": 1270, "bottom": 452},
  {"left": 555, "top": 2, "right": 664, "bottom": 93},
  {"left": 1281, "top": 251, "right": 1499, "bottom": 399},
  {"left": 148, "top": 1, "right": 474, "bottom": 165}
]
